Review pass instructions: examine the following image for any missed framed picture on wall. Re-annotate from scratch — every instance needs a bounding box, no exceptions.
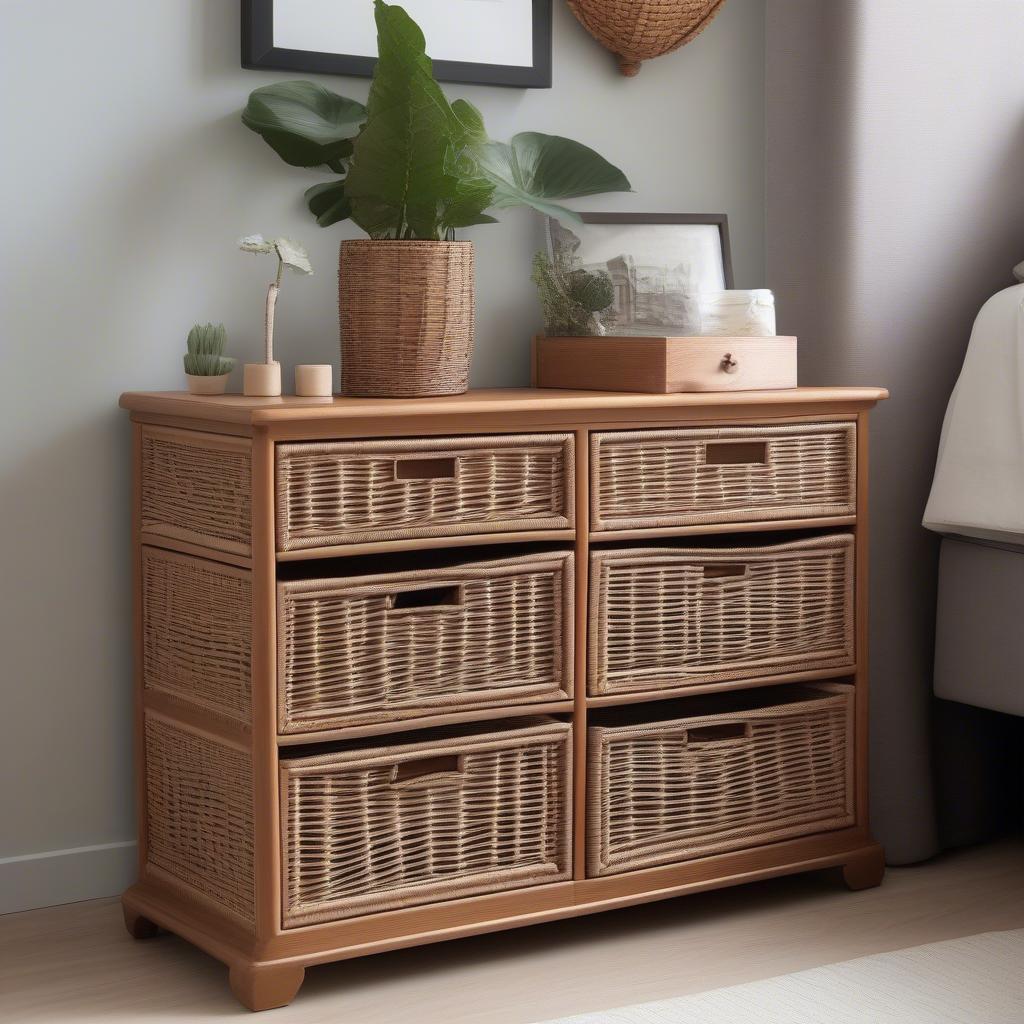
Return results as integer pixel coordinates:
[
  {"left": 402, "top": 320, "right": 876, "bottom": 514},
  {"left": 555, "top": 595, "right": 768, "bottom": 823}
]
[
  {"left": 545, "top": 213, "right": 734, "bottom": 336},
  {"left": 242, "top": 0, "right": 553, "bottom": 88}
]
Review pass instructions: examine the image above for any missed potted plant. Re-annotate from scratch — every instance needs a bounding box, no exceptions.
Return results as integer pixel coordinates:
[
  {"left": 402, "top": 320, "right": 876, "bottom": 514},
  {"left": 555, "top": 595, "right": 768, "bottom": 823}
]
[
  {"left": 238, "top": 235, "right": 313, "bottom": 396},
  {"left": 241, "top": 0, "right": 631, "bottom": 398},
  {"left": 183, "top": 322, "right": 234, "bottom": 395},
  {"left": 532, "top": 249, "right": 617, "bottom": 337}
]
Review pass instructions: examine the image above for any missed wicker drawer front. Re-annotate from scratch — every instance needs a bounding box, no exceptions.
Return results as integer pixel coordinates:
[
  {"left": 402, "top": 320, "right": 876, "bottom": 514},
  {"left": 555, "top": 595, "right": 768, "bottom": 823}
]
[
  {"left": 275, "top": 434, "right": 574, "bottom": 550},
  {"left": 587, "top": 686, "right": 854, "bottom": 877},
  {"left": 143, "top": 547, "right": 252, "bottom": 725},
  {"left": 591, "top": 422, "right": 856, "bottom": 531},
  {"left": 280, "top": 719, "right": 572, "bottom": 926},
  {"left": 589, "top": 535, "right": 854, "bottom": 696},
  {"left": 141, "top": 426, "right": 252, "bottom": 556},
  {"left": 144, "top": 713, "right": 255, "bottom": 925},
  {"left": 277, "top": 552, "right": 574, "bottom": 732}
]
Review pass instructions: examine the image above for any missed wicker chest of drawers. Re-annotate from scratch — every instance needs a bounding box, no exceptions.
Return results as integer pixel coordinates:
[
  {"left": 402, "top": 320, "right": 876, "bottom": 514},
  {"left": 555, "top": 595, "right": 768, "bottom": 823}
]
[{"left": 119, "top": 385, "right": 887, "bottom": 1011}]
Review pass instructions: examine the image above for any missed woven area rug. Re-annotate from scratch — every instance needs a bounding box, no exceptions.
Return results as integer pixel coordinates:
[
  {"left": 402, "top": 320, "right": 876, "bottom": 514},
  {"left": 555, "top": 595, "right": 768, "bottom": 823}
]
[{"left": 535, "top": 929, "right": 1024, "bottom": 1024}]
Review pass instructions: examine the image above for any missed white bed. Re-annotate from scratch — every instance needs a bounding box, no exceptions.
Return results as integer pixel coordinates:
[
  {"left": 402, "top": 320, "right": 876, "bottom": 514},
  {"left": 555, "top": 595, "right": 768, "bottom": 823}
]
[{"left": 924, "top": 271, "right": 1024, "bottom": 715}]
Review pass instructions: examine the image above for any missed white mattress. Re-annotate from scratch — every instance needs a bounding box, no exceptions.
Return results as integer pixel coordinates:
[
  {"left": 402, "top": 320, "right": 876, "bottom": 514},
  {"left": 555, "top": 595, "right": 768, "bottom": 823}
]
[{"left": 923, "top": 283, "right": 1024, "bottom": 543}]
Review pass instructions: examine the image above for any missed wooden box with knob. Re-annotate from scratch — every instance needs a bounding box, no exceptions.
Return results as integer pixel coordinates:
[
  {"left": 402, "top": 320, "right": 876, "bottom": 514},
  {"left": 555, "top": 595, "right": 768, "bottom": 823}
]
[{"left": 532, "top": 335, "right": 798, "bottom": 394}]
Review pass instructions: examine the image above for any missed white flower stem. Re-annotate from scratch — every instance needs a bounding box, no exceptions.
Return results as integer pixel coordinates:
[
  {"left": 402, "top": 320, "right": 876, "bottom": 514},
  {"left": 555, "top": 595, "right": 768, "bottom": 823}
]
[{"left": 265, "top": 282, "right": 279, "bottom": 365}]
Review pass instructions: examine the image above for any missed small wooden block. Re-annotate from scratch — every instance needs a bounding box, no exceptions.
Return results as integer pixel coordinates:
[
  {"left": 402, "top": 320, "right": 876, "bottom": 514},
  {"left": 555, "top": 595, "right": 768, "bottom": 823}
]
[{"left": 532, "top": 335, "right": 798, "bottom": 394}]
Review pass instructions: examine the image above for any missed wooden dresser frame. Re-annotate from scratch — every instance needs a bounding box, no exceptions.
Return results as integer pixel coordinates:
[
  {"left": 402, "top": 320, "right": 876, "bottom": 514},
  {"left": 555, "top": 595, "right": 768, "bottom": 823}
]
[{"left": 119, "top": 386, "right": 888, "bottom": 1011}]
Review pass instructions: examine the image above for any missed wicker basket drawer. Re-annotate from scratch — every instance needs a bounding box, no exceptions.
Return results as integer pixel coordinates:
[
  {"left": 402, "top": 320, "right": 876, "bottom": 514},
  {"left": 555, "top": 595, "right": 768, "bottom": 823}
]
[
  {"left": 280, "top": 718, "right": 572, "bottom": 925},
  {"left": 589, "top": 535, "right": 854, "bottom": 696},
  {"left": 277, "top": 551, "right": 574, "bottom": 732},
  {"left": 591, "top": 422, "right": 856, "bottom": 531},
  {"left": 587, "top": 685, "right": 854, "bottom": 877},
  {"left": 140, "top": 426, "right": 252, "bottom": 557},
  {"left": 276, "top": 434, "right": 575, "bottom": 551}
]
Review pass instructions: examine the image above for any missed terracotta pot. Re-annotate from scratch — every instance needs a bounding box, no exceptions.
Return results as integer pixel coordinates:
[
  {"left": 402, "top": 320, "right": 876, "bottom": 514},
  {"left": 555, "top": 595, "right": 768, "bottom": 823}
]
[
  {"left": 338, "top": 239, "right": 474, "bottom": 398},
  {"left": 185, "top": 373, "right": 230, "bottom": 395}
]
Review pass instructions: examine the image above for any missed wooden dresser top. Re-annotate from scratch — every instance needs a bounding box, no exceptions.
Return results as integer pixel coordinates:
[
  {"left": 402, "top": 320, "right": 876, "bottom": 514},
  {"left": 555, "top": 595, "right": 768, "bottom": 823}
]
[{"left": 120, "top": 386, "right": 889, "bottom": 427}]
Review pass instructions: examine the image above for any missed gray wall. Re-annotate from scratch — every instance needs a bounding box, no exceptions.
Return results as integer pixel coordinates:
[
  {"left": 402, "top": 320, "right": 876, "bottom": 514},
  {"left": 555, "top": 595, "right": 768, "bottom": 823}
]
[
  {"left": 0, "top": 0, "right": 766, "bottom": 911},
  {"left": 765, "top": 0, "right": 1024, "bottom": 863}
]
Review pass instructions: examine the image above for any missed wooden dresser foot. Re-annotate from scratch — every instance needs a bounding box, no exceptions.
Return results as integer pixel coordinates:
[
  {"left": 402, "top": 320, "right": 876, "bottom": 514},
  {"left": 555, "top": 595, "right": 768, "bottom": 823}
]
[
  {"left": 842, "top": 845, "right": 885, "bottom": 891},
  {"left": 123, "top": 903, "right": 160, "bottom": 940},
  {"left": 229, "top": 963, "right": 306, "bottom": 1012}
]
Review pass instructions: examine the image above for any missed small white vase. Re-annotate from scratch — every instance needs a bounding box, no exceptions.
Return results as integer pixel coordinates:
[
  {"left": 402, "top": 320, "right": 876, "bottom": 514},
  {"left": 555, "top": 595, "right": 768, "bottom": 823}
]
[
  {"left": 294, "top": 364, "right": 334, "bottom": 397},
  {"left": 243, "top": 362, "right": 282, "bottom": 397},
  {"left": 186, "top": 373, "right": 230, "bottom": 395}
]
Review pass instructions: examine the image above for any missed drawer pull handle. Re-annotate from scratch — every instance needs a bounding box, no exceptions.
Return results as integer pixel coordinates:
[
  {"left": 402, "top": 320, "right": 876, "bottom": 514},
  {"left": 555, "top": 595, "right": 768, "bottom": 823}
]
[
  {"left": 393, "top": 456, "right": 458, "bottom": 481},
  {"left": 391, "top": 754, "right": 464, "bottom": 789},
  {"left": 703, "top": 564, "right": 747, "bottom": 580},
  {"left": 386, "top": 584, "right": 464, "bottom": 611},
  {"left": 704, "top": 441, "right": 768, "bottom": 466},
  {"left": 687, "top": 723, "right": 751, "bottom": 745}
]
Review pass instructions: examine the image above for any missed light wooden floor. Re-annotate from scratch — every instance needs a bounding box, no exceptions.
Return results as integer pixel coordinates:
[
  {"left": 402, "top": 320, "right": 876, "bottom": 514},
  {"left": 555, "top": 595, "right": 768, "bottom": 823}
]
[{"left": 2, "top": 838, "right": 1023, "bottom": 1023}]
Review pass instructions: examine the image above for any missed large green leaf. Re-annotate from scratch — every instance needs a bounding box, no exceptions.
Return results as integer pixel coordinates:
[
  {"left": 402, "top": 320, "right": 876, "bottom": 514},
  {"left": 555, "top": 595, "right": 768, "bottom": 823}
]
[
  {"left": 344, "top": 1, "right": 461, "bottom": 238},
  {"left": 438, "top": 99, "right": 497, "bottom": 231},
  {"left": 242, "top": 82, "right": 366, "bottom": 173},
  {"left": 305, "top": 179, "right": 351, "bottom": 227},
  {"left": 480, "top": 132, "right": 632, "bottom": 221}
]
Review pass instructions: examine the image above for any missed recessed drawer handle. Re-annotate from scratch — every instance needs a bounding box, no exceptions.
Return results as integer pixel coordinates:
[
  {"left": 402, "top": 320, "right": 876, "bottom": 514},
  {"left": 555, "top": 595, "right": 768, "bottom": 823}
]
[
  {"left": 393, "top": 456, "right": 458, "bottom": 481},
  {"left": 686, "top": 722, "right": 752, "bottom": 745},
  {"left": 704, "top": 441, "right": 768, "bottom": 466},
  {"left": 390, "top": 754, "right": 465, "bottom": 789},
  {"left": 385, "top": 584, "right": 464, "bottom": 611},
  {"left": 702, "top": 564, "right": 748, "bottom": 581}
]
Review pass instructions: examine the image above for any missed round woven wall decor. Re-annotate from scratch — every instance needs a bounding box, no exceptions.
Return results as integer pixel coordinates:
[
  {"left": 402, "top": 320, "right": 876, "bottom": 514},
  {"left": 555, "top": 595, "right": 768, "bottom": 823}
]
[{"left": 567, "top": 0, "right": 727, "bottom": 76}]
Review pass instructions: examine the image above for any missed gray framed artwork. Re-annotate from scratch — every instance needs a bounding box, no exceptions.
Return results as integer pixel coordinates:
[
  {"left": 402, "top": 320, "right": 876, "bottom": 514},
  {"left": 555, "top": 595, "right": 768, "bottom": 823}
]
[
  {"left": 242, "top": 0, "right": 553, "bottom": 88},
  {"left": 546, "top": 213, "right": 734, "bottom": 336}
]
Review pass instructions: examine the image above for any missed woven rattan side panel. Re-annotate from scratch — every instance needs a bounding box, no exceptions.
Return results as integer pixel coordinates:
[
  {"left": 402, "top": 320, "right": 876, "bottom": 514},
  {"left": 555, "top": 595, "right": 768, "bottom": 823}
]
[
  {"left": 280, "top": 720, "right": 572, "bottom": 926},
  {"left": 275, "top": 434, "right": 574, "bottom": 550},
  {"left": 589, "top": 534, "right": 855, "bottom": 696},
  {"left": 141, "top": 426, "right": 252, "bottom": 556},
  {"left": 143, "top": 547, "right": 251, "bottom": 725},
  {"left": 278, "top": 552, "right": 573, "bottom": 732},
  {"left": 587, "top": 687, "right": 854, "bottom": 877},
  {"left": 144, "top": 714, "right": 255, "bottom": 925},
  {"left": 591, "top": 422, "right": 856, "bottom": 531}
]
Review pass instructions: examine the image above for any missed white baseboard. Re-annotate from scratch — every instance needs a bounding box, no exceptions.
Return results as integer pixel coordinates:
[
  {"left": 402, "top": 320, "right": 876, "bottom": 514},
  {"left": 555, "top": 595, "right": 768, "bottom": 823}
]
[{"left": 0, "top": 841, "right": 137, "bottom": 914}]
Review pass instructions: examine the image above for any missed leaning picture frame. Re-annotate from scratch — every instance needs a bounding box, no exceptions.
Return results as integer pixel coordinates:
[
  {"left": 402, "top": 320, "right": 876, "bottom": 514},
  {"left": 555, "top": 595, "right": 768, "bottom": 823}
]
[
  {"left": 242, "top": 0, "right": 553, "bottom": 88},
  {"left": 545, "top": 213, "right": 734, "bottom": 337}
]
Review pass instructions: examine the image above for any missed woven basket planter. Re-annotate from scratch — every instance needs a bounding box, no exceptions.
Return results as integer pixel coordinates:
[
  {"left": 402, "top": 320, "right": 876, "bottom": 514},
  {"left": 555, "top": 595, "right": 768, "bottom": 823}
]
[
  {"left": 587, "top": 684, "right": 854, "bottom": 876},
  {"left": 338, "top": 239, "right": 474, "bottom": 398},
  {"left": 567, "top": 0, "right": 727, "bottom": 76}
]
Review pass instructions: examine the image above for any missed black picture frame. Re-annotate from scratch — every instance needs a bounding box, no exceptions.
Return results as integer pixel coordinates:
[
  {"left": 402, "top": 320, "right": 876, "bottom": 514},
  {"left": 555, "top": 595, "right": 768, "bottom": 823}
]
[
  {"left": 242, "top": 0, "right": 553, "bottom": 89},
  {"left": 571, "top": 213, "right": 734, "bottom": 289}
]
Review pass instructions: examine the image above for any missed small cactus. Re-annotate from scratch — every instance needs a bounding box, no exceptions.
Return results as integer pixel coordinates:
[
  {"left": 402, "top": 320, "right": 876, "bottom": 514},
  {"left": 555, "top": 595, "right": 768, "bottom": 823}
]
[{"left": 184, "top": 323, "right": 235, "bottom": 376}]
